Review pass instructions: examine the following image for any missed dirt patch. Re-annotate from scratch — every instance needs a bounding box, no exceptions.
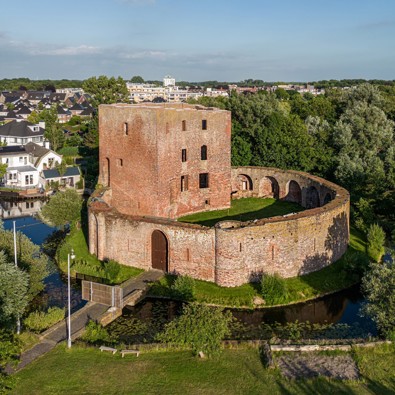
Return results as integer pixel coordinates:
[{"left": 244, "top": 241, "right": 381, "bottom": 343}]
[{"left": 277, "top": 354, "right": 359, "bottom": 380}]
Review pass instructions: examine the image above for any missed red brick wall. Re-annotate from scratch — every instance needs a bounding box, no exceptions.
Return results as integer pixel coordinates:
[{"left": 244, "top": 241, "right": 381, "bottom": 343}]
[
  {"left": 89, "top": 167, "right": 349, "bottom": 287},
  {"left": 98, "top": 103, "right": 231, "bottom": 219}
]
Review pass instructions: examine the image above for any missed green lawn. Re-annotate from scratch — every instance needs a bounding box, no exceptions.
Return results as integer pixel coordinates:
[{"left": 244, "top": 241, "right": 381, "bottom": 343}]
[
  {"left": 178, "top": 197, "right": 304, "bottom": 227},
  {"left": 149, "top": 227, "right": 368, "bottom": 307},
  {"left": 11, "top": 343, "right": 395, "bottom": 394},
  {"left": 58, "top": 227, "right": 143, "bottom": 284}
]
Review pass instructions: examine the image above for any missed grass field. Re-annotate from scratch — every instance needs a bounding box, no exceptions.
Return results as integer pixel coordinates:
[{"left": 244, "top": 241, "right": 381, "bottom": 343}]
[
  {"left": 11, "top": 343, "right": 395, "bottom": 395},
  {"left": 178, "top": 197, "right": 304, "bottom": 227}
]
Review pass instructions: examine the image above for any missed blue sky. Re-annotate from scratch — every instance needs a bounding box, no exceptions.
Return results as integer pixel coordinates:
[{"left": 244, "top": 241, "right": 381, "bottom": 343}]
[{"left": 1, "top": 0, "right": 394, "bottom": 82}]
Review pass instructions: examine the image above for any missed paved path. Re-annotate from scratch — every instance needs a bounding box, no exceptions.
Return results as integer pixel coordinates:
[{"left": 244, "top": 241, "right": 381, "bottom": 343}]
[
  {"left": 7, "top": 271, "right": 164, "bottom": 373},
  {"left": 121, "top": 270, "right": 164, "bottom": 300},
  {"left": 7, "top": 302, "right": 109, "bottom": 373}
]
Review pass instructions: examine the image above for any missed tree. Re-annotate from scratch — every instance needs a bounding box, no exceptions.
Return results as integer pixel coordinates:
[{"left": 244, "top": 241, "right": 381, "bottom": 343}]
[
  {"left": 0, "top": 329, "right": 20, "bottom": 393},
  {"left": 0, "top": 228, "right": 47, "bottom": 302},
  {"left": 40, "top": 189, "right": 82, "bottom": 228},
  {"left": 156, "top": 303, "right": 233, "bottom": 357},
  {"left": 367, "top": 224, "right": 386, "bottom": 263},
  {"left": 333, "top": 99, "right": 395, "bottom": 198},
  {"left": 44, "top": 123, "right": 65, "bottom": 152},
  {"left": 362, "top": 261, "right": 395, "bottom": 338},
  {"left": 130, "top": 75, "right": 144, "bottom": 83},
  {"left": 82, "top": 76, "right": 129, "bottom": 108},
  {"left": 0, "top": 252, "right": 29, "bottom": 326}
]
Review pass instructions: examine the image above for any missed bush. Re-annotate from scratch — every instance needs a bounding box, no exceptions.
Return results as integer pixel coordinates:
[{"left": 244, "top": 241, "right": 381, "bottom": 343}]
[
  {"left": 81, "top": 320, "right": 116, "bottom": 345},
  {"left": 171, "top": 275, "right": 196, "bottom": 301},
  {"left": 367, "top": 224, "right": 386, "bottom": 262},
  {"left": 261, "top": 274, "right": 288, "bottom": 305},
  {"left": 362, "top": 261, "right": 395, "bottom": 338},
  {"left": 156, "top": 303, "right": 233, "bottom": 357},
  {"left": 24, "top": 307, "right": 65, "bottom": 333},
  {"left": 343, "top": 250, "right": 370, "bottom": 280},
  {"left": 103, "top": 260, "right": 121, "bottom": 281}
]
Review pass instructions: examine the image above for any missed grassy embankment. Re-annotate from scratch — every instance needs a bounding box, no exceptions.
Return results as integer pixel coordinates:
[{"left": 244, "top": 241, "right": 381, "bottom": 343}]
[
  {"left": 57, "top": 226, "right": 143, "bottom": 285},
  {"left": 151, "top": 197, "right": 367, "bottom": 307},
  {"left": 12, "top": 343, "right": 395, "bottom": 394}
]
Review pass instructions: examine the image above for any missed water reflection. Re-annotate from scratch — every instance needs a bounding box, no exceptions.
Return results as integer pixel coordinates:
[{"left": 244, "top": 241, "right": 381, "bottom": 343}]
[
  {"left": 111, "top": 285, "right": 376, "bottom": 342},
  {"left": 0, "top": 198, "right": 46, "bottom": 219},
  {"left": 2, "top": 216, "right": 85, "bottom": 313}
]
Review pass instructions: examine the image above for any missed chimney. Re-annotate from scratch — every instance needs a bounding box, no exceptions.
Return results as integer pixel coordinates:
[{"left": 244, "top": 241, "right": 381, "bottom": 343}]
[{"left": 39, "top": 121, "right": 46, "bottom": 129}]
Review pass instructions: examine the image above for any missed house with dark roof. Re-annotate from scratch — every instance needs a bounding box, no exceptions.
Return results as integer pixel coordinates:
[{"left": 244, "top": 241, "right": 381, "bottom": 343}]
[
  {"left": 56, "top": 106, "right": 71, "bottom": 123},
  {"left": 42, "top": 166, "right": 81, "bottom": 189},
  {"left": 24, "top": 142, "right": 62, "bottom": 172},
  {"left": 0, "top": 120, "right": 46, "bottom": 147}
]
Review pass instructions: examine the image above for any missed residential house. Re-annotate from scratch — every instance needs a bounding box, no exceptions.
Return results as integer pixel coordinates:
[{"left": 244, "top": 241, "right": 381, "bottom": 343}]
[
  {"left": 42, "top": 167, "right": 81, "bottom": 189},
  {"left": 24, "top": 142, "right": 62, "bottom": 172},
  {"left": 0, "top": 145, "right": 39, "bottom": 189},
  {"left": 0, "top": 120, "right": 47, "bottom": 146}
]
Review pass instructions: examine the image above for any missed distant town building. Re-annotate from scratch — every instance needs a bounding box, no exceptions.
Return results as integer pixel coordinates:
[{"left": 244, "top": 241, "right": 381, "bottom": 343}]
[{"left": 163, "top": 75, "right": 176, "bottom": 87}]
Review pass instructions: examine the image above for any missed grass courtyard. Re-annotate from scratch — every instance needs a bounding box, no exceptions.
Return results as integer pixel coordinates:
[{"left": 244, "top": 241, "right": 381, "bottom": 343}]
[
  {"left": 11, "top": 343, "right": 395, "bottom": 394},
  {"left": 178, "top": 197, "right": 304, "bottom": 227}
]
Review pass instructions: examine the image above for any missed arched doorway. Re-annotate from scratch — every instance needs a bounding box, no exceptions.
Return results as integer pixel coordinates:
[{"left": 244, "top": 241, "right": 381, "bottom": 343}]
[
  {"left": 260, "top": 176, "right": 279, "bottom": 199},
  {"left": 151, "top": 230, "right": 168, "bottom": 271},
  {"left": 286, "top": 180, "right": 302, "bottom": 204},
  {"left": 306, "top": 186, "right": 320, "bottom": 209}
]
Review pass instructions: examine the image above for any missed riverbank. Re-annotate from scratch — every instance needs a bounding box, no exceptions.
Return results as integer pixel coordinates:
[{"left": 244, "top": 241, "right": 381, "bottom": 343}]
[{"left": 11, "top": 342, "right": 395, "bottom": 394}]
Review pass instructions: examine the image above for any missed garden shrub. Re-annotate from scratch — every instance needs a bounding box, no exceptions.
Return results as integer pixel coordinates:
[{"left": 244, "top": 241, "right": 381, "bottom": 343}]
[
  {"left": 261, "top": 274, "right": 288, "bottom": 305},
  {"left": 156, "top": 303, "right": 233, "bottom": 357},
  {"left": 103, "top": 260, "right": 121, "bottom": 281},
  {"left": 24, "top": 307, "right": 65, "bottom": 333},
  {"left": 171, "top": 275, "right": 196, "bottom": 301},
  {"left": 81, "top": 320, "right": 116, "bottom": 345}
]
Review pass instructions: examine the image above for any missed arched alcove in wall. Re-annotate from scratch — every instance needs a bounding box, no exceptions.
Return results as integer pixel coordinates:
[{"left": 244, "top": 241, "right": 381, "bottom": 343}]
[
  {"left": 285, "top": 180, "right": 302, "bottom": 204},
  {"left": 237, "top": 173, "right": 253, "bottom": 191},
  {"left": 260, "top": 176, "right": 279, "bottom": 199},
  {"left": 306, "top": 185, "right": 320, "bottom": 209}
]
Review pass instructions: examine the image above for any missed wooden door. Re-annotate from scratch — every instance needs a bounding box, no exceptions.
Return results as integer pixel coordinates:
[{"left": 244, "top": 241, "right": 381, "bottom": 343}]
[{"left": 151, "top": 230, "right": 168, "bottom": 271}]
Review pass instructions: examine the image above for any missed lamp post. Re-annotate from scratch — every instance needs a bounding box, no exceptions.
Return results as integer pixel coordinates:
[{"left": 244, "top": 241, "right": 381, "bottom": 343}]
[
  {"left": 67, "top": 248, "right": 75, "bottom": 348},
  {"left": 13, "top": 221, "right": 21, "bottom": 335}
]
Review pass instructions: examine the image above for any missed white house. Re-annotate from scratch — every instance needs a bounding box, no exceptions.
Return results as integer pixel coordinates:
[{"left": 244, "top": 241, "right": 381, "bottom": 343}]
[
  {"left": 0, "top": 145, "right": 39, "bottom": 189},
  {"left": 24, "top": 142, "right": 62, "bottom": 172},
  {"left": 0, "top": 120, "right": 47, "bottom": 147}
]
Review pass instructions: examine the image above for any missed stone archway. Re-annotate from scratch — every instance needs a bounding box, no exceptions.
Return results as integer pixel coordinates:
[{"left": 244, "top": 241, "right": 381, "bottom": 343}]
[
  {"left": 237, "top": 174, "right": 253, "bottom": 191},
  {"left": 286, "top": 180, "right": 302, "bottom": 204},
  {"left": 306, "top": 186, "right": 320, "bottom": 209},
  {"left": 260, "top": 176, "right": 279, "bottom": 199},
  {"left": 151, "top": 230, "right": 168, "bottom": 271}
]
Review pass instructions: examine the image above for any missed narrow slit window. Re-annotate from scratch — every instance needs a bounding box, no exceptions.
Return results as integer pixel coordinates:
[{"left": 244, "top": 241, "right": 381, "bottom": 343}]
[
  {"left": 202, "top": 119, "right": 207, "bottom": 130},
  {"left": 181, "top": 149, "right": 187, "bottom": 162},
  {"left": 201, "top": 145, "right": 207, "bottom": 160},
  {"left": 124, "top": 122, "right": 128, "bottom": 135},
  {"left": 181, "top": 175, "right": 188, "bottom": 191},
  {"left": 117, "top": 158, "right": 123, "bottom": 167},
  {"left": 182, "top": 120, "right": 186, "bottom": 131},
  {"left": 199, "top": 173, "right": 209, "bottom": 189}
]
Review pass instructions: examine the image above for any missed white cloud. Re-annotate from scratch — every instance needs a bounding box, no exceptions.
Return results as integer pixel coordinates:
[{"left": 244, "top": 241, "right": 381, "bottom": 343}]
[
  {"left": 32, "top": 45, "right": 101, "bottom": 56},
  {"left": 120, "top": 50, "right": 167, "bottom": 60}
]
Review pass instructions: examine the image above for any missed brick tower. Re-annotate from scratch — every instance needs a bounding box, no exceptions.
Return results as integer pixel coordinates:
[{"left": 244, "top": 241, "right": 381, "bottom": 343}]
[{"left": 98, "top": 103, "right": 232, "bottom": 219}]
